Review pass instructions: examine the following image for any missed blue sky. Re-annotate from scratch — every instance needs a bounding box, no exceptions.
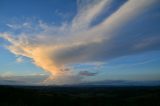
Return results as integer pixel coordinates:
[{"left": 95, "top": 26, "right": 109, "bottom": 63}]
[{"left": 0, "top": 0, "right": 160, "bottom": 85}]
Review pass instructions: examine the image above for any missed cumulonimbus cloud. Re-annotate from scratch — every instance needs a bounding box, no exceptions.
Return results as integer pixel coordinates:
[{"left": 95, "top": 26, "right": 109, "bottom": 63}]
[{"left": 1, "top": 0, "right": 160, "bottom": 84}]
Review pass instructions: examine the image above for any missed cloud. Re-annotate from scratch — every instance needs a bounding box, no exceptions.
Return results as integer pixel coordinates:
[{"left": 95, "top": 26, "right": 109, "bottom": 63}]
[
  {"left": 80, "top": 80, "right": 160, "bottom": 86},
  {"left": 16, "top": 57, "right": 24, "bottom": 63},
  {"left": 1, "top": 0, "right": 160, "bottom": 84},
  {"left": 0, "top": 73, "right": 48, "bottom": 85},
  {"left": 43, "top": 74, "right": 82, "bottom": 85},
  {"left": 72, "top": 0, "right": 112, "bottom": 31},
  {"left": 6, "top": 22, "right": 32, "bottom": 30},
  {"left": 79, "top": 71, "right": 97, "bottom": 76}
]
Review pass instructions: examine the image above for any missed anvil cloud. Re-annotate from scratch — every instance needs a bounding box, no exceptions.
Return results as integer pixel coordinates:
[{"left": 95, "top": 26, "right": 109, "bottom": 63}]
[{"left": 1, "top": 0, "right": 160, "bottom": 84}]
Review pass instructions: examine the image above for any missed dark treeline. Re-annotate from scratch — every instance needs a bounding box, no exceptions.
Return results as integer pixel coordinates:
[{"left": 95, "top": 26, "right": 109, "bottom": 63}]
[{"left": 0, "top": 85, "right": 160, "bottom": 106}]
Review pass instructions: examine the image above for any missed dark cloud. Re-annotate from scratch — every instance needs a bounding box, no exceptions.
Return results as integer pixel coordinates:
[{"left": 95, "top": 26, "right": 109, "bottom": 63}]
[
  {"left": 79, "top": 71, "right": 97, "bottom": 76},
  {"left": 80, "top": 80, "right": 160, "bottom": 86}
]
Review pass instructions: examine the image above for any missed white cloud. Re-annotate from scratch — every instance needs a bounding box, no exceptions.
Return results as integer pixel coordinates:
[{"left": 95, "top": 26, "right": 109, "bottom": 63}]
[
  {"left": 72, "top": 0, "right": 112, "bottom": 31},
  {"left": 16, "top": 57, "right": 24, "bottom": 63}
]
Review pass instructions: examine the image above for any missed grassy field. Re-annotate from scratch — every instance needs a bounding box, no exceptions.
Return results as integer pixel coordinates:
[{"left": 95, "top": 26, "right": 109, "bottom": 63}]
[{"left": 0, "top": 85, "right": 160, "bottom": 106}]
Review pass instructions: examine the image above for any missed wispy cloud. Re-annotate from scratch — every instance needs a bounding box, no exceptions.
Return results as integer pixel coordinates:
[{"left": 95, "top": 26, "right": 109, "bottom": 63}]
[
  {"left": 0, "top": 72, "right": 48, "bottom": 85},
  {"left": 1, "top": 0, "right": 160, "bottom": 85}
]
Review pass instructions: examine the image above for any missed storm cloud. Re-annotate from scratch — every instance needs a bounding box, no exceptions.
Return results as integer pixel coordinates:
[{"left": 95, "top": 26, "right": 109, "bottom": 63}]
[{"left": 1, "top": 0, "right": 160, "bottom": 84}]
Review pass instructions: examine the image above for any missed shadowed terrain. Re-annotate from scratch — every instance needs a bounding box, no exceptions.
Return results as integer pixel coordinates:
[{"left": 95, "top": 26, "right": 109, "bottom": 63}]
[{"left": 0, "top": 85, "right": 160, "bottom": 106}]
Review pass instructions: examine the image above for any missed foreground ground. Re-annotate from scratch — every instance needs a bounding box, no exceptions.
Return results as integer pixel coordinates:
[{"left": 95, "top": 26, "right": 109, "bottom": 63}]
[{"left": 0, "top": 85, "right": 160, "bottom": 106}]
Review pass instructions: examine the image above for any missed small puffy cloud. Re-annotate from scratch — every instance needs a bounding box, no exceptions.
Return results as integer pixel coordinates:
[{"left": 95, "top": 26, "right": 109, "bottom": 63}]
[{"left": 16, "top": 57, "right": 24, "bottom": 63}]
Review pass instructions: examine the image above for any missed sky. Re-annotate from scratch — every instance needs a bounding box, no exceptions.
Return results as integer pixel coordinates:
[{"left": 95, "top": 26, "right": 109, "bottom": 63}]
[{"left": 0, "top": 0, "right": 160, "bottom": 85}]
